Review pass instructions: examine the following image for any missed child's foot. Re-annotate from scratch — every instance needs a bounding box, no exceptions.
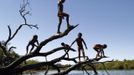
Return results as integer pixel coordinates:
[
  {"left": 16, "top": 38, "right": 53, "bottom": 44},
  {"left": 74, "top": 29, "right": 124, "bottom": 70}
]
[
  {"left": 57, "top": 31, "right": 62, "bottom": 34},
  {"left": 67, "top": 25, "right": 74, "bottom": 29},
  {"left": 103, "top": 56, "right": 107, "bottom": 57}
]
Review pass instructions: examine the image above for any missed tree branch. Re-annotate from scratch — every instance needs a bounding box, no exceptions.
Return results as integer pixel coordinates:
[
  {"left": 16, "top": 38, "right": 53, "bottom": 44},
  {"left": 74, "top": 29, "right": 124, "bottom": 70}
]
[
  {"left": 0, "top": 0, "right": 112, "bottom": 74},
  {"left": 51, "top": 58, "right": 102, "bottom": 75},
  {"left": 4, "top": 0, "right": 38, "bottom": 47},
  {"left": 33, "top": 24, "right": 78, "bottom": 53},
  {"left": 8, "top": 46, "right": 16, "bottom": 52},
  {"left": 7, "top": 26, "right": 12, "bottom": 44},
  {"left": 0, "top": 53, "right": 66, "bottom": 74},
  {"left": 4, "top": 47, "right": 76, "bottom": 69},
  {"left": 4, "top": 24, "right": 78, "bottom": 71}
]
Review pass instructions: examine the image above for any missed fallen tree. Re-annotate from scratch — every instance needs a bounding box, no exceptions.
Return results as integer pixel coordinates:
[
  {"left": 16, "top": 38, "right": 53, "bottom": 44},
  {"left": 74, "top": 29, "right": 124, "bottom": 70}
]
[{"left": 0, "top": 0, "right": 111, "bottom": 75}]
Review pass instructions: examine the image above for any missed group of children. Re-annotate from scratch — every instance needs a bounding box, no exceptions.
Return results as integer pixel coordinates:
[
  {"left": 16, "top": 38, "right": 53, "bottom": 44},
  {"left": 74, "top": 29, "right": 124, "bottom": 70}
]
[
  {"left": 61, "top": 33, "right": 107, "bottom": 62},
  {"left": 26, "top": 0, "right": 107, "bottom": 62},
  {"left": 26, "top": 33, "right": 107, "bottom": 62}
]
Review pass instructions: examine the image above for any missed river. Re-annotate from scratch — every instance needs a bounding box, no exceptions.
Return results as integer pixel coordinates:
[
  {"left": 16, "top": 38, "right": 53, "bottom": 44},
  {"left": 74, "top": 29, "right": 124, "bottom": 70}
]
[{"left": 24, "top": 70, "right": 134, "bottom": 75}]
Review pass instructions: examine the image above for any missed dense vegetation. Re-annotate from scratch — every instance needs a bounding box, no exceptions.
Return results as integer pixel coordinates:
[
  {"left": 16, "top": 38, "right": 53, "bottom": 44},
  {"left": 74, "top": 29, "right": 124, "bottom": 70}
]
[
  {"left": 24, "top": 59, "right": 134, "bottom": 70},
  {"left": 0, "top": 41, "right": 19, "bottom": 67},
  {"left": 94, "top": 60, "right": 134, "bottom": 70}
]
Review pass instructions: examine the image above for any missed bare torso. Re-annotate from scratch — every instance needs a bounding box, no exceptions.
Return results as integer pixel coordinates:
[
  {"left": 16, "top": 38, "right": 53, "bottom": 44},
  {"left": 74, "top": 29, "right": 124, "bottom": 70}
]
[{"left": 76, "top": 38, "right": 83, "bottom": 49}]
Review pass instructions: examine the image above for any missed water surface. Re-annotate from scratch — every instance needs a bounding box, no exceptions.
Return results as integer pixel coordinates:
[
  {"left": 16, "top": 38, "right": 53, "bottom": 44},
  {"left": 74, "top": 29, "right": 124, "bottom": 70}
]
[{"left": 24, "top": 70, "right": 134, "bottom": 75}]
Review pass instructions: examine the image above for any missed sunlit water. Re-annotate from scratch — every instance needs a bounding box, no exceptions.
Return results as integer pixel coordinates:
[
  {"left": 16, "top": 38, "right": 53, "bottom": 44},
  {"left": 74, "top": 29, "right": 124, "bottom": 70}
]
[{"left": 23, "top": 70, "right": 134, "bottom": 75}]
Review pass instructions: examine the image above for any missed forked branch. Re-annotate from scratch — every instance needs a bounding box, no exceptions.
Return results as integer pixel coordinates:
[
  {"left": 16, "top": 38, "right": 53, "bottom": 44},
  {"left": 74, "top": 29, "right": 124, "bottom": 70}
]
[{"left": 4, "top": 0, "right": 38, "bottom": 46}]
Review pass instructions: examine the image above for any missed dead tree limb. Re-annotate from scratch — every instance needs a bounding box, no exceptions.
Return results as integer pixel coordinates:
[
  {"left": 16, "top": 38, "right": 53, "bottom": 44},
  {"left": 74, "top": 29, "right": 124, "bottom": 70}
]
[
  {"left": 0, "top": 37, "right": 77, "bottom": 74},
  {"left": 0, "top": 0, "right": 112, "bottom": 75},
  {"left": 5, "top": 0, "right": 38, "bottom": 46},
  {"left": 4, "top": 47, "right": 76, "bottom": 69},
  {"left": 51, "top": 58, "right": 101, "bottom": 75},
  {"left": 1, "top": 0, "right": 38, "bottom": 58},
  {"left": 33, "top": 24, "right": 78, "bottom": 54},
  {"left": 0, "top": 52, "right": 67, "bottom": 74}
]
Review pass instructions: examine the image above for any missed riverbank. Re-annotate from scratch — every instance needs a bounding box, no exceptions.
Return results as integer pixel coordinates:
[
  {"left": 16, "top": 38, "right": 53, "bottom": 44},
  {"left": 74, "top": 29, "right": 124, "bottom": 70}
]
[{"left": 23, "top": 59, "right": 134, "bottom": 71}]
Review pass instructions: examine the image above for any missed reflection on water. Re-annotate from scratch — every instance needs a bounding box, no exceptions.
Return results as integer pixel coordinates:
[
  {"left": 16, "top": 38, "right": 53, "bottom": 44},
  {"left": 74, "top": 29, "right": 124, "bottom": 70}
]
[
  {"left": 69, "top": 70, "right": 134, "bottom": 75},
  {"left": 23, "top": 70, "right": 134, "bottom": 75}
]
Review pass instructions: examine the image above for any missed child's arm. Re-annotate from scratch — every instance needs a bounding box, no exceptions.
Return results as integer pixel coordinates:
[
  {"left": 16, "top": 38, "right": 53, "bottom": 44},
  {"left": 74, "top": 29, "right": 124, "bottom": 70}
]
[{"left": 70, "top": 39, "right": 76, "bottom": 47}]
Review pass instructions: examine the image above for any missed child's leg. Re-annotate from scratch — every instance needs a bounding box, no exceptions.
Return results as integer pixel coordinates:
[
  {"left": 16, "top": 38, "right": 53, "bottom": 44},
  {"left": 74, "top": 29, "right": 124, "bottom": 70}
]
[{"left": 57, "top": 16, "right": 63, "bottom": 33}]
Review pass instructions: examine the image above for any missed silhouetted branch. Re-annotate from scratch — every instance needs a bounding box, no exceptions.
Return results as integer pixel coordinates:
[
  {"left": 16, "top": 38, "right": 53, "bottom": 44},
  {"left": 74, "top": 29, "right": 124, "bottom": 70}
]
[
  {"left": 102, "top": 63, "right": 110, "bottom": 75},
  {"left": 4, "top": 0, "right": 38, "bottom": 47},
  {"left": 3, "top": 25, "right": 78, "bottom": 72},
  {"left": 44, "top": 65, "right": 49, "bottom": 75},
  {"left": 34, "top": 24, "right": 78, "bottom": 53},
  {"left": 81, "top": 66, "right": 90, "bottom": 75},
  {"left": 8, "top": 46, "right": 16, "bottom": 52},
  {"left": 0, "top": 0, "right": 112, "bottom": 74},
  {"left": 0, "top": 46, "right": 76, "bottom": 74},
  {"left": 19, "top": 0, "right": 38, "bottom": 29},
  {"left": 5, "top": 47, "right": 76, "bottom": 69},
  {"left": 20, "top": 0, "right": 30, "bottom": 24},
  {"left": 82, "top": 63, "right": 98, "bottom": 75},
  {"left": 7, "top": 26, "right": 12, "bottom": 43},
  {"left": 51, "top": 58, "right": 102, "bottom": 75},
  {"left": 93, "top": 60, "right": 113, "bottom": 75},
  {"left": 0, "top": 53, "right": 66, "bottom": 74},
  {"left": 39, "top": 47, "right": 76, "bottom": 56}
]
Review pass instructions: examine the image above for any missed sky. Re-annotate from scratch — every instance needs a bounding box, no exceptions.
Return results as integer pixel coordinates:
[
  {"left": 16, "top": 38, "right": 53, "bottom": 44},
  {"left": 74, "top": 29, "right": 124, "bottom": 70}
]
[{"left": 0, "top": 0, "right": 134, "bottom": 64}]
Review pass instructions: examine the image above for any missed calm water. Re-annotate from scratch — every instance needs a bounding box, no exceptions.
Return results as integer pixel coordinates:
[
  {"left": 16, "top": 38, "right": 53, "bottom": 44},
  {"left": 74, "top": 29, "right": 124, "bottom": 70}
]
[{"left": 24, "top": 70, "right": 134, "bottom": 75}]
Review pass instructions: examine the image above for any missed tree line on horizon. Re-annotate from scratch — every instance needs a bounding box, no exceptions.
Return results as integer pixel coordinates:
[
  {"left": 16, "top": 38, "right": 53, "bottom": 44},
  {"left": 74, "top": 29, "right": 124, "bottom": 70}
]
[
  {"left": 18, "top": 59, "right": 134, "bottom": 70},
  {"left": 94, "top": 59, "right": 134, "bottom": 70}
]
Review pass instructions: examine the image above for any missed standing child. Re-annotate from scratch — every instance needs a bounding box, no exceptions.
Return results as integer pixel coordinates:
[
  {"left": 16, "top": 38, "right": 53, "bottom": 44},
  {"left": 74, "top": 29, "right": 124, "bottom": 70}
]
[
  {"left": 57, "top": 0, "right": 71, "bottom": 34},
  {"left": 71, "top": 33, "right": 88, "bottom": 62}
]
